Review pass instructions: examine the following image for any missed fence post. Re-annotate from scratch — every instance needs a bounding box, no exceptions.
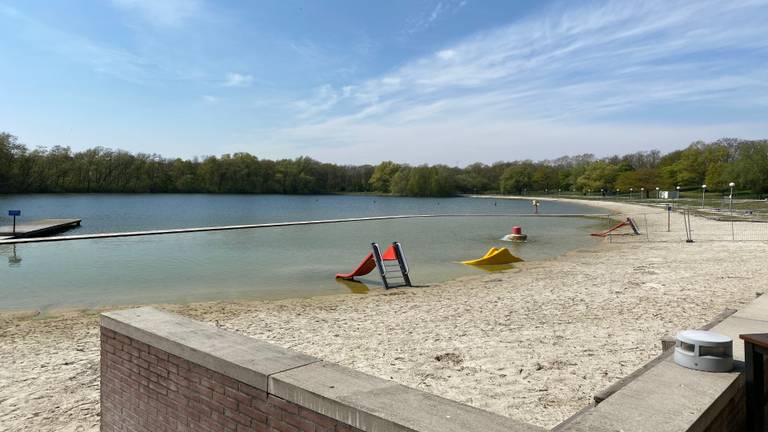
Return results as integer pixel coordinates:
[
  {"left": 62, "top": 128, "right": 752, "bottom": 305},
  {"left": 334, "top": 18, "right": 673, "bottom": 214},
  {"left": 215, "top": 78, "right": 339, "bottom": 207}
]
[
  {"left": 644, "top": 214, "right": 650, "bottom": 242},
  {"left": 685, "top": 210, "right": 694, "bottom": 243}
]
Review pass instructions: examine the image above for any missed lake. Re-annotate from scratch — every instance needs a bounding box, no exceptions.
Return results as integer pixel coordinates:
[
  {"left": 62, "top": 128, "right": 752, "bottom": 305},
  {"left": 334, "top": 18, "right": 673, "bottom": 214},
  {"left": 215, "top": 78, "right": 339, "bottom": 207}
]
[{"left": 0, "top": 194, "right": 605, "bottom": 311}]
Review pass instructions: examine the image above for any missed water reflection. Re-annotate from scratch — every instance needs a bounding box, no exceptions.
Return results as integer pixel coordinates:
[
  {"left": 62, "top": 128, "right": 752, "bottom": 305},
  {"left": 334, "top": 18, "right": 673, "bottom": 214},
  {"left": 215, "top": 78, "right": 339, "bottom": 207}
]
[
  {"left": 464, "top": 263, "right": 516, "bottom": 273},
  {"left": 334, "top": 279, "right": 370, "bottom": 294},
  {"left": 0, "top": 244, "right": 22, "bottom": 267}
]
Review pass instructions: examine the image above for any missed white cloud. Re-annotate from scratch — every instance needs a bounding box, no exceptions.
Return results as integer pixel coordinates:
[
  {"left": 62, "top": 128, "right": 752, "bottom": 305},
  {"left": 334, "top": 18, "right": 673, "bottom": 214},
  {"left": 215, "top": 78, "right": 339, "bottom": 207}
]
[
  {"left": 202, "top": 95, "right": 218, "bottom": 104},
  {"left": 437, "top": 49, "right": 457, "bottom": 60},
  {"left": 276, "top": 0, "right": 768, "bottom": 163},
  {"left": 249, "top": 118, "right": 768, "bottom": 165},
  {"left": 405, "top": 0, "right": 468, "bottom": 35},
  {"left": 294, "top": 85, "right": 342, "bottom": 118},
  {"left": 428, "top": 3, "right": 444, "bottom": 24},
  {"left": 223, "top": 72, "right": 254, "bottom": 87},
  {"left": 111, "top": 0, "right": 202, "bottom": 26}
]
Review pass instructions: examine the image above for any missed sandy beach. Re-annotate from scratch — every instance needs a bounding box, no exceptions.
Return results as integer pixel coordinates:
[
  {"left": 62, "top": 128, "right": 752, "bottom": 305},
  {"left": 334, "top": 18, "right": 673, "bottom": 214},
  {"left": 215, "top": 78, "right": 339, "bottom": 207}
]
[{"left": 2, "top": 199, "right": 768, "bottom": 431}]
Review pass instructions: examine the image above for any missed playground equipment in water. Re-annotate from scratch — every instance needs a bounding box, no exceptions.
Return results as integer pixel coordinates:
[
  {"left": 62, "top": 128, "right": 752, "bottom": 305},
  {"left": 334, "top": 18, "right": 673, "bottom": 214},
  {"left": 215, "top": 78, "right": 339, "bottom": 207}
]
[
  {"left": 502, "top": 226, "right": 527, "bottom": 242},
  {"left": 590, "top": 217, "right": 640, "bottom": 237},
  {"left": 335, "top": 242, "right": 411, "bottom": 289},
  {"left": 461, "top": 247, "right": 523, "bottom": 265}
]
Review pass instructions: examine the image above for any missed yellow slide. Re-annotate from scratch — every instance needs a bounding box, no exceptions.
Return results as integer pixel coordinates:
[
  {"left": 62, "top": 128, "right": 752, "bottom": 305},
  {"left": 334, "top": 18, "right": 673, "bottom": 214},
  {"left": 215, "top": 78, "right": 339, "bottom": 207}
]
[{"left": 462, "top": 247, "right": 523, "bottom": 265}]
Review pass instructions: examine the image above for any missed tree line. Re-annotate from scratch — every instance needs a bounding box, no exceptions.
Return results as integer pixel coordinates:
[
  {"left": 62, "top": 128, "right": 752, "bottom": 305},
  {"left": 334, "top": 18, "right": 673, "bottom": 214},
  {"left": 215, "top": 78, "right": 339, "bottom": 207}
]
[{"left": 1, "top": 132, "right": 766, "bottom": 197}]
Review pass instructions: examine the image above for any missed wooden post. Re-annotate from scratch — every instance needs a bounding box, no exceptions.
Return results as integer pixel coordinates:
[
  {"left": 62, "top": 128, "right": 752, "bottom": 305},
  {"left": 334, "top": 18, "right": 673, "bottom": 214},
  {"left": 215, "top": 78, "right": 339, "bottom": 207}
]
[{"left": 745, "top": 342, "right": 764, "bottom": 432}]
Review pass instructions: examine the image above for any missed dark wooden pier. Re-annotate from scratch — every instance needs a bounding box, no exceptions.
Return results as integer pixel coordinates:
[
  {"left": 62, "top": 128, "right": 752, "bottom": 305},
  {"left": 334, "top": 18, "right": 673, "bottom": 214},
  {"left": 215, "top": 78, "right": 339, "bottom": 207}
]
[{"left": 0, "top": 219, "right": 82, "bottom": 238}]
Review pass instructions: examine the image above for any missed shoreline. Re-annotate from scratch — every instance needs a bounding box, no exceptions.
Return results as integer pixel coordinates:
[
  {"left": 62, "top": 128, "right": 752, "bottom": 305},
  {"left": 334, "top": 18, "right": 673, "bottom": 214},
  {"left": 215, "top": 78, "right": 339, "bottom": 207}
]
[
  {"left": 0, "top": 197, "right": 607, "bottom": 316},
  {"left": 3, "top": 198, "right": 768, "bottom": 430}
]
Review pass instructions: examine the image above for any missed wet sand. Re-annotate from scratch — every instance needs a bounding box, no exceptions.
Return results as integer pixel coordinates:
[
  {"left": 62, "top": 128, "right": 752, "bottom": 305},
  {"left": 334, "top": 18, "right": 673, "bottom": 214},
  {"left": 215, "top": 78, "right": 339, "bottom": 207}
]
[{"left": 2, "top": 199, "right": 767, "bottom": 430}]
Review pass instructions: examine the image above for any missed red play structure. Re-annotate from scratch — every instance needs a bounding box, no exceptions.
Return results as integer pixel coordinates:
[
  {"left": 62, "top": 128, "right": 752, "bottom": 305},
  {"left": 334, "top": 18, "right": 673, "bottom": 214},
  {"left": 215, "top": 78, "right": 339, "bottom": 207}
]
[
  {"left": 336, "top": 242, "right": 411, "bottom": 289},
  {"left": 590, "top": 217, "right": 640, "bottom": 237}
]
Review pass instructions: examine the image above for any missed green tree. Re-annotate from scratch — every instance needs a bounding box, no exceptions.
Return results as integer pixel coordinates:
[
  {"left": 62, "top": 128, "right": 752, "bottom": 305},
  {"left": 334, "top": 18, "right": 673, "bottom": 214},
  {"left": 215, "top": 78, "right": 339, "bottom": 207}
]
[
  {"left": 575, "top": 161, "right": 619, "bottom": 192},
  {"left": 732, "top": 141, "right": 768, "bottom": 193},
  {"left": 614, "top": 168, "right": 660, "bottom": 192},
  {"left": 369, "top": 161, "right": 401, "bottom": 193},
  {"left": 406, "top": 165, "right": 432, "bottom": 197},
  {"left": 531, "top": 165, "right": 560, "bottom": 192},
  {"left": 1, "top": 131, "right": 766, "bottom": 198},
  {"left": 500, "top": 162, "right": 536, "bottom": 194},
  {"left": 429, "top": 165, "right": 456, "bottom": 196},
  {"left": 390, "top": 166, "right": 411, "bottom": 195}
]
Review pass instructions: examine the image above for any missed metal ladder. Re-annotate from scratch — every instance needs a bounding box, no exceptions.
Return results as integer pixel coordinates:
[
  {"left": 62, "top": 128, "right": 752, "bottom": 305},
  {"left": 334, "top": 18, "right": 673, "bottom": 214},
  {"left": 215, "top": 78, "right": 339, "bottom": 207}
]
[{"left": 371, "top": 242, "right": 412, "bottom": 289}]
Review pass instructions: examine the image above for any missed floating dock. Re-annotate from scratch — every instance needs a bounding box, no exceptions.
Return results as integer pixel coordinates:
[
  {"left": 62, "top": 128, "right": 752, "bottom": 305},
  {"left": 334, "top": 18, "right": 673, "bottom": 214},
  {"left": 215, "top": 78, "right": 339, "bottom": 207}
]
[
  {"left": 0, "top": 213, "right": 609, "bottom": 245},
  {"left": 0, "top": 218, "right": 82, "bottom": 238}
]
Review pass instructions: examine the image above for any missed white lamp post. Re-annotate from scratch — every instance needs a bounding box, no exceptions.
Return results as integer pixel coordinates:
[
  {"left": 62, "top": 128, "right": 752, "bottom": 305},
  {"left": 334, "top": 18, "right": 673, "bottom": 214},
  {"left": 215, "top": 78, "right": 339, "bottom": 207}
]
[
  {"left": 629, "top": 187, "right": 633, "bottom": 200},
  {"left": 676, "top": 186, "right": 681, "bottom": 207},
  {"left": 656, "top": 187, "right": 660, "bottom": 199},
  {"left": 701, "top": 184, "right": 707, "bottom": 209},
  {"left": 729, "top": 182, "right": 736, "bottom": 215},
  {"left": 640, "top": 187, "right": 645, "bottom": 199},
  {"left": 616, "top": 188, "right": 620, "bottom": 199}
]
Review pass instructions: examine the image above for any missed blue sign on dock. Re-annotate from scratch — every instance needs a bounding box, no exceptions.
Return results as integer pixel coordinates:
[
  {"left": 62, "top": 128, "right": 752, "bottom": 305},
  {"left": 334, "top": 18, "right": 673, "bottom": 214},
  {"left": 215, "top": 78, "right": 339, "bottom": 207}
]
[{"left": 8, "top": 210, "right": 21, "bottom": 216}]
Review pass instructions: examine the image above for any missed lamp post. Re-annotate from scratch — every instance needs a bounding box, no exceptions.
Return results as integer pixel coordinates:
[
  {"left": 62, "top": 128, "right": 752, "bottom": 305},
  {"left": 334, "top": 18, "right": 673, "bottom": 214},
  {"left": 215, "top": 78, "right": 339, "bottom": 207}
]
[
  {"left": 701, "top": 184, "right": 707, "bottom": 209},
  {"left": 729, "top": 182, "right": 736, "bottom": 215},
  {"left": 640, "top": 187, "right": 645, "bottom": 200},
  {"left": 656, "top": 187, "right": 660, "bottom": 199},
  {"left": 676, "top": 186, "right": 681, "bottom": 208},
  {"left": 629, "top": 187, "right": 634, "bottom": 200},
  {"left": 616, "top": 188, "right": 620, "bottom": 199}
]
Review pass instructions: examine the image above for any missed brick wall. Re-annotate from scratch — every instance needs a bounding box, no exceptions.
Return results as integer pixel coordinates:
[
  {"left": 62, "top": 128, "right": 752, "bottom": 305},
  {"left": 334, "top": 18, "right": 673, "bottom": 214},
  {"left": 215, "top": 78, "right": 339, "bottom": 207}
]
[
  {"left": 101, "top": 327, "right": 363, "bottom": 432},
  {"left": 700, "top": 377, "right": 745, "bottom": 432},
  {"left": 700, "top": 357, "right": 768, "bottom": 432}
]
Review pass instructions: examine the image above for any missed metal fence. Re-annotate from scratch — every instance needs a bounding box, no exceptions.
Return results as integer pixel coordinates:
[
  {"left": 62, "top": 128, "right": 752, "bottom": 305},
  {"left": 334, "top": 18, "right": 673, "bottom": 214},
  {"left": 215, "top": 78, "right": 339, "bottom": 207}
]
[{"left": 606, "top": 209, "right": 768, "bottom": 243}]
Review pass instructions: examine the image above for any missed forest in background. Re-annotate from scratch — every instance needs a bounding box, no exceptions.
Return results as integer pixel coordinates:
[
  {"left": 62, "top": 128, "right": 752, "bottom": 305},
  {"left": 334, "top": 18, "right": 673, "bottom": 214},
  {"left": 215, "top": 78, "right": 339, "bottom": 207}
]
[{"left": 1, "top": 132, "right": 767, "bottom": 197}]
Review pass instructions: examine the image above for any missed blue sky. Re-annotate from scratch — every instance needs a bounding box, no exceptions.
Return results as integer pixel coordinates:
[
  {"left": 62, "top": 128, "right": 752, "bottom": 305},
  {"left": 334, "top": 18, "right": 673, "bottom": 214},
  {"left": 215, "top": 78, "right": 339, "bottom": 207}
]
[{"left": 1, "top": 0, "right": 767, "bottom": 165}]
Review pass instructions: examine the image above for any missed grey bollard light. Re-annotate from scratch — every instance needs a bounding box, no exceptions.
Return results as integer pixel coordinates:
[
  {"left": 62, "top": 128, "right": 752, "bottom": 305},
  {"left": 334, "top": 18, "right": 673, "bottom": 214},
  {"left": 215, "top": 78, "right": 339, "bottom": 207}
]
[{"left": 674, "top": 330, "right": 733, "bottom": 372}]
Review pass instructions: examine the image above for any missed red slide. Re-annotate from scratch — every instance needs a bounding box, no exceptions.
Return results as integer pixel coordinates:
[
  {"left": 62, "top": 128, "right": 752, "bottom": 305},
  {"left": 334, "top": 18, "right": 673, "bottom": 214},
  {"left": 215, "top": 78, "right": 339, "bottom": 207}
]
[
  {"left": 335, "top": 253, "right": 376, "bottom": 280},
  {"left": 335, "top": 245, "right": 398, "bottom": 280},
  {"left": 590, "top": 218, "right": 639, "bottom": 237}
]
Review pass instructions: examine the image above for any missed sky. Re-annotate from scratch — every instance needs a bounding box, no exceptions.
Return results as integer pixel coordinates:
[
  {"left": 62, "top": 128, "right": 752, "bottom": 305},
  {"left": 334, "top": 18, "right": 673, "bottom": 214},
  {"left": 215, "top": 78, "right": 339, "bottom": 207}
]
[{"left": 1, "top": 0, "right": 767, "bottom": 165}]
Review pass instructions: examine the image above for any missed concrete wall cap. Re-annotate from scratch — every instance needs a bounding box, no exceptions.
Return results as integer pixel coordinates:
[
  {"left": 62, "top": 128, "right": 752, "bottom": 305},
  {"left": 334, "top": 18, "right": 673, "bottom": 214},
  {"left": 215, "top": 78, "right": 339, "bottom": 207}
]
[
  {"left": 101, "top": 307, "right": 319, "bottom": 391},
  {"left": 270, "top": 361, "right": 544, "bottom": 432}
]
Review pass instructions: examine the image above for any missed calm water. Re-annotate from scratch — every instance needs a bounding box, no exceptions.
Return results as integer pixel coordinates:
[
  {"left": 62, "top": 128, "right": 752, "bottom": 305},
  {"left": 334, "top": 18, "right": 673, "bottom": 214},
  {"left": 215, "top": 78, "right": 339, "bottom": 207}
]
[{"left": 0, "top": 194, "right": 604, "bottom": 311}]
